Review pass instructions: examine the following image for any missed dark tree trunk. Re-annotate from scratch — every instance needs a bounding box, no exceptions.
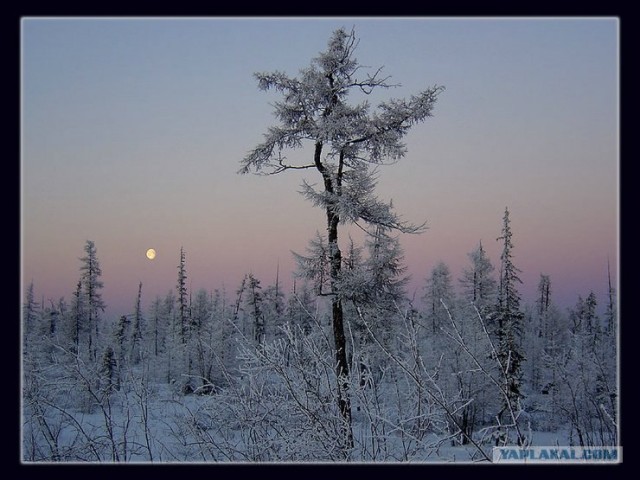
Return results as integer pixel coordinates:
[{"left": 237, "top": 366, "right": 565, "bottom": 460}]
[
  {"left": 328, "top": 207, "right": 354, "bottom": 451},
  {"left": 315, "top": 140, "right": 353, "bottom": 452}
]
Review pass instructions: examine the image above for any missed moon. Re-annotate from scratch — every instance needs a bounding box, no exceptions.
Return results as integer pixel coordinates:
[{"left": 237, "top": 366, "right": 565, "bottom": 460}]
[{"left": 146, "top": 248, "right": 156, "bottom": 260}]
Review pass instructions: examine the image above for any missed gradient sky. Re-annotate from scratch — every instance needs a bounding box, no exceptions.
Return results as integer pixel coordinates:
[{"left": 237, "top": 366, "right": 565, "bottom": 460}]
[{"left": 21, "top": 17, "right": 619, "bottom": 319}]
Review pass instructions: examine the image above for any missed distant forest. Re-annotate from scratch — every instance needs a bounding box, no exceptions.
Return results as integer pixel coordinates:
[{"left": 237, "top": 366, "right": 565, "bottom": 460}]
[{"left": 22, "top": 208, "right": 618, "bottom": 461}]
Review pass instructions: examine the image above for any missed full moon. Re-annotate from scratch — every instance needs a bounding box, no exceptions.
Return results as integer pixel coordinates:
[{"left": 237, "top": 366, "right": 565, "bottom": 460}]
[{"left": 146, "top": 248, "right": 156, "bottom": 260}]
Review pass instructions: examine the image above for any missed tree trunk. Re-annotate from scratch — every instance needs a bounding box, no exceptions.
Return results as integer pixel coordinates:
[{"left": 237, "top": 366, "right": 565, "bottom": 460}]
[
  {"left": 328, "top": 211, "right": 354, "bottom": 452},
  {"left": 313, "top": 140, "right": 354, "bottom": 451}
]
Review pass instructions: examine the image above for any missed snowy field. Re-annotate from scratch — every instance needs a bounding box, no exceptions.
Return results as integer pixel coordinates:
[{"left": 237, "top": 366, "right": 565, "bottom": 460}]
[
  {"left": 22, "top": 339, "right": 607, "bottom": 465},
  {"left": 22, "top": 380, "right": 574, "bottom": 464}
]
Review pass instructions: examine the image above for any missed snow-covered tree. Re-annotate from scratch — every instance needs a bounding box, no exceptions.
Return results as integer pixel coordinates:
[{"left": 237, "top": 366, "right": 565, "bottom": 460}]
[
  {"left": 459, "top": 241, "right": 497, "bottom": 318},
  {"left": 537, "top": 274, "right": 551, "bottom": 318},
  {"left": 423, "top": 261, "right": 456, "bottom": 335},
  {"left": 100, "top": 345, "right": 118, "bottom": 394},
  {"left": 293, "top": 232, "right": 331, "bottom": 297},
  {"left": 130, "top": 282, "right": 144, "bottom": 365},
  {"left": 335, "top": 236, "right": 366, "bottom": 303},
  {"left": 148, "top": 295, "right": 163, "bottom": 359},
  {"left": 605, "top": 259, "right": 617, "bottom": 336},
  {"left": 189, "top": 288, "right": 210, "bottom": 335},
  {"left": 523, "top": 275, "right": 552, "bottom": 394},
  {"left": 69, "top": 280, "right": 84, "bottom": 355},
  {"left": 187, "top": 288, "right": 217, "bottom": 393},
  {"left": 161, "top": 290, "right": 179, "bottom": 385},
  {"left": 145, "top": 292, "right": 174, "bottom": 384},
  {"left": 230, "top": 273, "right": 268, "bottom": 349},
  {"left": 569, "top": 291, "right": 599, "bottom": 349},
  {"left": 262, "top": 265, "right": 286, "bottom": 343},
  {"left": 335, "top": 229, "right": 410, "bottom": 387},
  {"left": 493, "top": 208, "right": 526, "bottom": 444},
  {"left": 524, "top": 276, "right": 569, "bottom": 430},
  {"left": 240, "top": 27, "right": 443, "bottom": 450},
  {"left": 361, "top": 226, "right": 409, "bottom": 311},
  {"left": 79, "top": 240, "right": 106, "bottom": 362},
  {"left": 244, "top": 274, "right": 265, "bottom": 346},
  {"left": 548, "top": 290, "right": 617, "bottom": 446},
  {"left": 601, "top": 261, "right": 618, "bottom": 430},
  {"left": 177, "top": 247, "right": 189, "bottom": 343},
  {"left": 209, "top": 287, "right": 237, "bottom": 383},
  {"left": 23, "top": 281, "right": 40, "bottom": 355},
  {"left": 113, "top": 315, "right": 130, "bottom": 389},
  {"left": 285, "top": 280, "right": 317, "bottom": 336},
  {"left": 440, "top": 243, "right": 500, "bottom": 443}
]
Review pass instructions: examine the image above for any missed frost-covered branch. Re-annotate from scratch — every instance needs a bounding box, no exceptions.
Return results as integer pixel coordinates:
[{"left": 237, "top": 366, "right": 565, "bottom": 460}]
[
  {"left": 440, "top": 301, "right": 529, "bottom": 447},
  {"left": 354, "top": 303, "right": 493, "bottom": 462}
]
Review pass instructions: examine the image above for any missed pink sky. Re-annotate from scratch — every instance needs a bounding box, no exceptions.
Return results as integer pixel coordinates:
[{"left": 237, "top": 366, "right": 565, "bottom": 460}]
[{"left": 21, "top": 18, "right": 619, "bottom": 319}]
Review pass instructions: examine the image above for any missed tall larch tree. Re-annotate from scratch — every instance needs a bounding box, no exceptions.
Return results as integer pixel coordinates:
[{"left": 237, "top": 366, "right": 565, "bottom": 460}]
[
  {"left": 239, "top": 27, "right": 443, "bottom": 451},
  {"left": 80, "top": 240, "right": 106, "bottom": 362},
  {"left": 130, "top": 282, "right": 144, "bottom": 364},
  {"left": 177, "top": 247, "right": 188, "bottom": 343},
  {"left": 70, "top": 279, "right": 84, "bottom": 355},
  {"left": 244, "top": 273, "right": 265, "bottom": 346},
  {"left": 494, "top": 207, "right": 526, "bottom": 444}
]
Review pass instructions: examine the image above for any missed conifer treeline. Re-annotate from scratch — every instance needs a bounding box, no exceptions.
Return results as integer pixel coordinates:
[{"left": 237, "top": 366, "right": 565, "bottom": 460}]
[{"left": 22, "top": 208, "right": 618, "bottom": 461}]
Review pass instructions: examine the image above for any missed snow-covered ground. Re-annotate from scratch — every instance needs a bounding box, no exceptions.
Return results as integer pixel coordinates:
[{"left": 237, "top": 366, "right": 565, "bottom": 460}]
[{"left": 23, "top": 376, "right": 584, "bottom": 464}]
